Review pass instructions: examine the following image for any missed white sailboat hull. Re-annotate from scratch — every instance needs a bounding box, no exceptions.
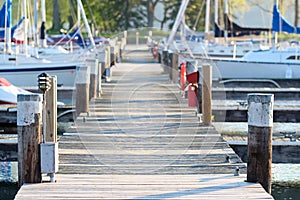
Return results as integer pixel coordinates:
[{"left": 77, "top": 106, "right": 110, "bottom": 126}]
[
  {"left": 208, "top": 59, "right": 300, "bottom": 80},
  {"left": 0, "top": 63, "right": 80, "bottom": 87}
]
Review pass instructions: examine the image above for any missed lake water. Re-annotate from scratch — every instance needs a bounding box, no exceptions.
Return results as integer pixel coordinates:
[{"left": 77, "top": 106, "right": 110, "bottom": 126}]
[{"left": 1, "top": 162, "right": 299, "bottom": 199}]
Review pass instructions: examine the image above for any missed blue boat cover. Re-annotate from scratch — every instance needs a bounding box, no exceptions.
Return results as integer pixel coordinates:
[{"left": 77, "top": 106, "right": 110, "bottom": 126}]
[
  {"left": 0, "top": 0, "right": 25, "bottom": 40},
  {"left": 272, "top": 4, "right": 300, "bottom": 34},
  {"left": 0, "top": 0, "right": 12, "bottom": 28}
]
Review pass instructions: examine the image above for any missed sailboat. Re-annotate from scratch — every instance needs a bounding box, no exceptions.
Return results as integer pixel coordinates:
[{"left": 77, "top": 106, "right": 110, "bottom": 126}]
[
  {"left": 0, "top": 0, "right": 90, "bottom": 87},
  {"left": 163, "top": 0, "right": 269, "bottom": 61},
  {"left": 203, "top": 1, "right": 300, "bottom": 82}
]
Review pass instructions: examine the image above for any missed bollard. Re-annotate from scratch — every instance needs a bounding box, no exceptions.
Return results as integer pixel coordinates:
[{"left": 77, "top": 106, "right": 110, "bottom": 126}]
[
  {"left": 247, "top": 94, "right": 273, "bottom": 194},
  {"left": 202, "top": 64, "right": 212, "bottom": 125},
  {"left": 110, "top": 46, "right": 116, "bottom": 65},
  {"left": 121, "top": 37, "right": 126, "bottom": 52},
  {"left": 17, "top": 94, "right": 43, "bottom": 186},
  {"left": 98, "top": 50, "right": 106, "bottom": 85},
  {"left": 76, "top": 65, "right": 90, "bottom": 116},
  {"left": 197, "top": 82, "right": 203, "bottom": 114},
  {"left": 136, "top": 32, "right": 139, "bottom": 45},
  {"left": 105, "top": 46, "right": 111, "bottom": 82},
  {"left": 45, "top": 76, "right": 57, "bottom": 142},
  {"left": 172, "top": 53, "right": 179, "bottom": 83},
  {"left": 116, "top": 41, "right": 121, "bottom": 62},
  {"left": 87, "top": 58, "right": 99, "bottom": 100},
  {"left": 162, "top": 50, "right": 168, "bottom": 73},
  {"left": 97, "top": 61, "right": 103, "bottom": 96},
  {"left": 168, "top": 52, "right": 173, "bottom": 80}
]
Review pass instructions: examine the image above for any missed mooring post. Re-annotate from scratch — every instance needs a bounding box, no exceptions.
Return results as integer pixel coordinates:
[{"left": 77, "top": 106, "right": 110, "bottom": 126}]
[
  {"left": 105, "top": 46, "right": 111, "bottom": 82},
  {"left": 136, "top": 31, "right": 139, "bottom": 46},
  {"left": 110, "top": 46, "right": 116, "bottom": 65},
  {"left": 247, "top": 93, "right": 273, "bottom": 194},
  {"left": 168, "top": 52, "right": 173, "bottom": 80},
  {"left": 122, "top": 30, "right": 127, "bottom": 51},
  {"left": 172, "top": 53, "right": 179, "bottom": 83},
  {"left": 162, "top": 50, "right": 168, "bottom": 73},
  {"left": 202, "top": 64, "right": 212, "bottom": 125},
  {"left": 116, "top": 41, "right": 121, "bottom": 62},
  {"left": 97, "top": 61, "right": 102, "bottom": 96},
  {"left": 87, "top": 58, "right": 98, "bottom": 100},
  {"left": 17, "top": 94, "right": 43, "bottom": 186},
  {"left": 45, "top": 76, "right": 57, "bottom": 142},
  {"left": 76, "top": 65, "right": 90, "bottom": 116}
]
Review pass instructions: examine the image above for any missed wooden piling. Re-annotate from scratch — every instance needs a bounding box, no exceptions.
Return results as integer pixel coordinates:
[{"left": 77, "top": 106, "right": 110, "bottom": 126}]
[
  {"left": 87, "top": 58, "right": 99, "bottom": 100},
  {"left": 162, "top": 50, "right": 168, "bottom": 73},
  {"left": 76, "top": 65, "right": 90, "bottom": 116},
  {"left": 97, "top": 61, "right": 102, "bottom": 96},
  {"left": 105, "top": 46, "right": 111, "bottom": 82},
  {"left": 121, "top": 31, "right": 127, "bottom": 51},
  {"left": 136, "top": 32, "right": 139, "bottom": 45},
  {"left": 110, "top": 46, "right": 116, "bottom": 64},
  {"left": 45, "top": 76, "right": 57, "bottom": 142},
  {"left": 17, "top": 94, "right": 43, "bottom": 186},
  {"left": 172, "top": 53, "right": 179, "bottom": 83},
  {"left": 202, "top": 64, "right": 212, "bottom": 125},
  {"left": 247, "top": 93, "right": 273, "bottom": 194},
  {"left": 168, "top": 52, "right": 173, "bottom": 80}
]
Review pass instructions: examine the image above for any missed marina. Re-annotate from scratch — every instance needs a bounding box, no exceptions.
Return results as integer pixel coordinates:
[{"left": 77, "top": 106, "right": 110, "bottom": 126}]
[{"left": 0, "top": 40, "right": 299, "bottom": 199}]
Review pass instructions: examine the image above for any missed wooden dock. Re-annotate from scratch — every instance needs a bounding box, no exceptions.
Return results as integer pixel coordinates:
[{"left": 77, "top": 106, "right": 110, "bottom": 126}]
[{"left": 14, "top": 45, "right": 273, "bottom": 199}]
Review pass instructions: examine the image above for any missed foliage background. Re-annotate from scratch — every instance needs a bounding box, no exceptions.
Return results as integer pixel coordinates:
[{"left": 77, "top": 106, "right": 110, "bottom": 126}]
[{"left": 1, "top": 0, "right": 299, "bottom": 37}]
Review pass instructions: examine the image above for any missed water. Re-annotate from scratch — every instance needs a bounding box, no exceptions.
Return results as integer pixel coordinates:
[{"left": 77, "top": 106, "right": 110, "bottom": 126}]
[
  {"left": 271, "top": 164, "right": 300, "bottom": 200},
  {"left": 0, "top": 162, "right": 18, "bottom": 200},
  {"left": 0, "top": 162, "right": 299, "bottom": 199}
]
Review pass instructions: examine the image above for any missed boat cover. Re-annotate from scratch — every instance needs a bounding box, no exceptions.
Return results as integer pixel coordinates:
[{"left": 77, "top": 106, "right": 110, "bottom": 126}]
[
  {"left": 272, "top": 4, "right": 300, "bottom": 34},
  {"left": 0, "top": 78, "right": 31, "bottom": 104}
]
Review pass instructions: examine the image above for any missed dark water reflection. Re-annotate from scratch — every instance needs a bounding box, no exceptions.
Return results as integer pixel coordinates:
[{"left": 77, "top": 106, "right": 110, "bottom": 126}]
[
  {"left": 272, "top": 184, "right": 300, "bottom": 200},
  {"left": 0, "top": 183, "right": 18, "bottom": 200}
]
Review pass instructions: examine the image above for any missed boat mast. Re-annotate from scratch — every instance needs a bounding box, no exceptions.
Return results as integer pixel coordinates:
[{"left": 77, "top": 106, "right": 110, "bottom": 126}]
[
  {"left": 166, "top": 0, "right": 190, "bottom": 48},
  {"left": 33, "top": 0, "right": 39, "bottom": 57},
  {"left": 224, "top": 0, "right": 228, "bottom": 43},
  {"left": 22, "top": 0, "right": 28, "bottom": 55},
  {"left": 77, "top": 0, "right": 96, "bottom": 50},
  {"left": 4, "top": 0, "right": 12, "bottom": 54},
  {"left": 40, "top": 0, "right": 47, "bottom": 47},
  {"left": 204, "top": 0, "right": 211, "bottom": 39},
  {"left": 214, "top": 0, "right": 219, "bottom": 43}
]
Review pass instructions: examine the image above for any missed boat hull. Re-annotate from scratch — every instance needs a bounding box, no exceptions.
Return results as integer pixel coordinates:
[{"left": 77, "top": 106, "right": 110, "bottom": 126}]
[
  {"left": 0, "top": 64, "right": 79, "bottom": 87},
  {"left": 205, "top": 59, "right": 300, "bottom": 80}
]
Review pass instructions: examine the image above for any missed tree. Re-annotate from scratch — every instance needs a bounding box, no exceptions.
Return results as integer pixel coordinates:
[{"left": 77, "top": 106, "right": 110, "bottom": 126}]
[{"left": 146, "top": 0, "right": 160, "bottom": 27}]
